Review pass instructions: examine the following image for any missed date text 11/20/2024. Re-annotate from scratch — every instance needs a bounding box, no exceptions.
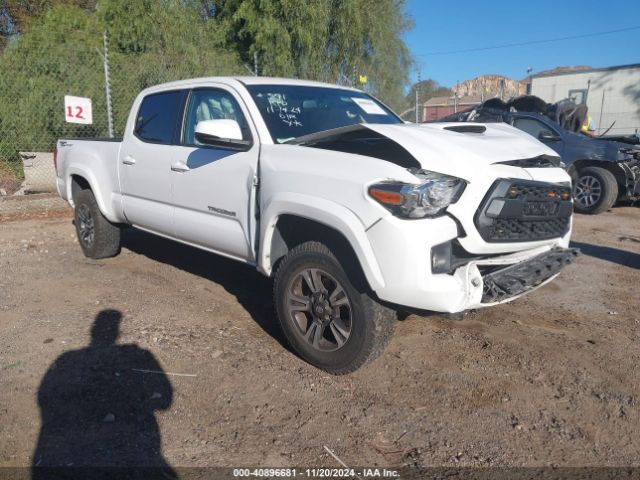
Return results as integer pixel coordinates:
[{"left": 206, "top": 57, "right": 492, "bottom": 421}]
[{"left": 233, "top": 468, "right": 401, "bottom": 478}]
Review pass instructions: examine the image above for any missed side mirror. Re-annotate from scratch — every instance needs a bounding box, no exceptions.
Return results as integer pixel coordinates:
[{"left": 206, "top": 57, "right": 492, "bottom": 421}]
[
  {"left": 194, "top": 119, "right": 252, "bottom": 151},
  {"left": 539, "top": 130, "right": 561, "bottom": 142}
]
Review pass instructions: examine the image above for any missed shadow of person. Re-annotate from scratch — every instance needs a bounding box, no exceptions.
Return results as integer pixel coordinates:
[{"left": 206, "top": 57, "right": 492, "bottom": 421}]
[{"left": 32, "top": 309, "right": 177, "bottom": 480}]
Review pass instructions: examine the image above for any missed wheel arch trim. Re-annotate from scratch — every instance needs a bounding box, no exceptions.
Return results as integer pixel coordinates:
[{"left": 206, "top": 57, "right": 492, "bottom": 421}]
[
  {"left": 569, "top": 160, "right": 626, "bottom": 187},
  {"left": 65, "top": 166, "right": 120, "bottom": 223},
  {"left": 259, "top": 193, "right": 386, "bottom": 291}
]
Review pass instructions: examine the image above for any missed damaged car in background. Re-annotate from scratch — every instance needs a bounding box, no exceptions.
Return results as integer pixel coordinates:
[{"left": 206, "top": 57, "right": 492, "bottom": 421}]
[{"left": 437, "top": 95, "right": 640, "bottom": 214}]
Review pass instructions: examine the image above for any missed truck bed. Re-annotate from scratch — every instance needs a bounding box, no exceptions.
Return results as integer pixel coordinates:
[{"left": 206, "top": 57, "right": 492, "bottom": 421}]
[{"left": 56, "top": 138, "right": 124, "bottom": 223}]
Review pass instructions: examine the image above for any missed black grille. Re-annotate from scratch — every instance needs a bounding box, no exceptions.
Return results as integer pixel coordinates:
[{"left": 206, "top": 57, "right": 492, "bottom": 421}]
[
  {"left": 511, "top": 184, "right": 562, "bottom": 198},
  {"left": 489, "top": 217, "right": 570, "bottom": 242},
  {"left": 475, "top": 179, "right": 572, "bottom": 243}
]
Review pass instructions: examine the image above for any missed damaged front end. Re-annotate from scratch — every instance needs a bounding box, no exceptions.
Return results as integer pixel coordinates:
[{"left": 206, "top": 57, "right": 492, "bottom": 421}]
[
  {"left": 481, "top": 247, "right": 579, "bottom": 303},
  {"left": 617, "top": 148, "right": 640, "bottom": 198}
]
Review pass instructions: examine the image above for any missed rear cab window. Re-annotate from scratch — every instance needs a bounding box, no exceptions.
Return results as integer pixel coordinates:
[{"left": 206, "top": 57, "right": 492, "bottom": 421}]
[{"left": 134, "top": 90, "right": 186, "bottom": 144}]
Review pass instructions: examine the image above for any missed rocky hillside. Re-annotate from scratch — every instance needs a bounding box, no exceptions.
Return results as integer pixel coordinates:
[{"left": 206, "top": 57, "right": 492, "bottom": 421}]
[{"left": 453, "top": 74, "right": 527, "bottom": 99}]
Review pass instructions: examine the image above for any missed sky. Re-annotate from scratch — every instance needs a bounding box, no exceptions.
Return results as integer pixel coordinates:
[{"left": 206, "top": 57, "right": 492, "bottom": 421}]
[{"left": 403, "top": 0, "right": 640, "bottom": 88}]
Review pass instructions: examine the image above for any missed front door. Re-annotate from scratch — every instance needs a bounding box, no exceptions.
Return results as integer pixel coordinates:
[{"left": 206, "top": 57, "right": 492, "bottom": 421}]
[
  {"left": 120, "top": 90, "right": 186, "bottom": 233},
  {"left": 512, "top": 117, "right": 565, "bottom": 157},
  {"left": 170, "top": 87, "right": 260, "bottom": 262}
]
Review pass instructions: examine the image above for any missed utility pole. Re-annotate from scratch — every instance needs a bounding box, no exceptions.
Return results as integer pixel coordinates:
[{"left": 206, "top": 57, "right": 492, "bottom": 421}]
[
  {"left": 415, "top": 70, "right": 421, "bottom": 123},
  {"left": 97, "top": 31, "right": 114, "bottom": 138},
  {"left": 244, "top": 50, "right": 259, "bottom": 76},
  {"left": 454, "top": 80, "right": 459, "bottom": 113}
]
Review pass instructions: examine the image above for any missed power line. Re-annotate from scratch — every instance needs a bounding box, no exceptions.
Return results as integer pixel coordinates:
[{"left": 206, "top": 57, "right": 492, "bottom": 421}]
[{"left": 416, "top": 25, "right": 640, "bottom": 56}]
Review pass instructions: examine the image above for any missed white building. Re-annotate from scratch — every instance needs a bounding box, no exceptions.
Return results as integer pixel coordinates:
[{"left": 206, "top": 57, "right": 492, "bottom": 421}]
[{"left": 531, "top": 64, "right": 640, "bottom": 136}]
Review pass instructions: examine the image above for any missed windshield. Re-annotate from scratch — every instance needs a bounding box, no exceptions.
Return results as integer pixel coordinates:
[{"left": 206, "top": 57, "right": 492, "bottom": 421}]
[{"left": 246, "top": 84, "right": 402, "bottom": 143}]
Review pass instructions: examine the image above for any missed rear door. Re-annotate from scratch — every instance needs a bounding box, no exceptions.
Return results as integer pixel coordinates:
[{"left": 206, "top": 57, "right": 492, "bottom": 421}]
[
  {"left": 119, "top": 90, "right": 187, "bottom": 233},
  {"left": 170, "top": 86, "right": 260, "bottom": 262}
]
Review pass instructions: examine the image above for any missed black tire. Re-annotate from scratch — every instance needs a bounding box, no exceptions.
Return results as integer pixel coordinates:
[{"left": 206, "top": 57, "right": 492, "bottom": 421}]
[
  {"left": 74, "top": 189, "right": 121, "bottom": 259},
  {"left": 573, "top": 166, "right": 618, "bottom": 215},
  {"left": 273, "top": 241, "right": 395, "bottom": 374}
]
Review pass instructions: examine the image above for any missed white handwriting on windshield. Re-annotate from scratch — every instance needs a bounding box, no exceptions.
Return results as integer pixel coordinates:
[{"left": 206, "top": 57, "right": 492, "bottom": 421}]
[{"left": 266, "top": 95, "right": 303, "bottom": 127}]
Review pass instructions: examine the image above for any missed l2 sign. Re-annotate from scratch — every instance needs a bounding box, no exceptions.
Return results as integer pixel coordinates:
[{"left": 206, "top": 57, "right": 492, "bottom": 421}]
[{"left": 64, "top": 95, "right": 93, "bottom": 125}]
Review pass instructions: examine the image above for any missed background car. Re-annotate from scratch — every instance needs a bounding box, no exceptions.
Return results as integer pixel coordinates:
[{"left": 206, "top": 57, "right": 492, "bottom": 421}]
[{"left": 437, "top": 97, "right": 640, "bottom": 214}]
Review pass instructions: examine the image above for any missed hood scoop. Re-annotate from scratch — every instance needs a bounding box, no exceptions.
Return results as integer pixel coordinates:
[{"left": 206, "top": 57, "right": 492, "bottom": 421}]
[{"left": 443, "top": 125, "right": 487, "bottom": 134}]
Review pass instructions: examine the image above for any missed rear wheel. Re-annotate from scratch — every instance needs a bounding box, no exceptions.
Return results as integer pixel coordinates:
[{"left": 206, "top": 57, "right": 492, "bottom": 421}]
[
  {"left": 74, "top": 189, "right": 121, "bottom": 259},
  {"left": 274, "top": 241, "right": 395, "bottom": 374},
  {"left": 573, "top": 166, "right": 618, "bottom": 215}
]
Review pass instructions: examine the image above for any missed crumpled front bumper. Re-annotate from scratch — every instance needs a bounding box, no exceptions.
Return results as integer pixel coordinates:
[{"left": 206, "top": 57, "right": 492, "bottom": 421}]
[
  {"left": 444, "top": 245, "right": 578, "bottom": 311},
  {"left": 367, "top": 214, "right": 576, "bottom": 313},
  {"left": 481, "top": 247, "right": 579, "bottom": 303}
]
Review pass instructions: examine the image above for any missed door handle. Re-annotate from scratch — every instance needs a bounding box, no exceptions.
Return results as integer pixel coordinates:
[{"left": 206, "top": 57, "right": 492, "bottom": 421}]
[
  {"left": 171, "top": 161, "right": 190, "bottom": 173},
  {"left": 122, "top": 155, "right": 136, "bottom": 165}
]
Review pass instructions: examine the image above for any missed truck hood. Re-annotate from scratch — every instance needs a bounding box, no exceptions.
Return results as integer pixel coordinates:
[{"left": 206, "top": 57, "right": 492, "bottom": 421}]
[
  {"left": 293, "top": 122, "right": 559, "bottom": 181},
  {"left": 365, "top": 122, "right": 559, "bottom": 180}
]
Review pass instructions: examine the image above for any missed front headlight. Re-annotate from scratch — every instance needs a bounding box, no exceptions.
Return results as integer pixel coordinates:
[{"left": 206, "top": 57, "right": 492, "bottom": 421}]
[{"left": 368, "top": 169, "right": 466, "bottom": 219}]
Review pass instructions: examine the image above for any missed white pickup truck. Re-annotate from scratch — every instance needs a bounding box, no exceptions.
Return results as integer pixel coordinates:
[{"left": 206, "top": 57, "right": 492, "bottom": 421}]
[{"left": 56, "top": 77, "right": 578, "bottom": 373}]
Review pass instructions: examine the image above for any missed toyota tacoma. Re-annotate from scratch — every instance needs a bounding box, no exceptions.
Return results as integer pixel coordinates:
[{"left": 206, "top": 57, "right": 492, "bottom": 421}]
[{"left": 55, "top": 77, "right": 578, "bottom": 373}]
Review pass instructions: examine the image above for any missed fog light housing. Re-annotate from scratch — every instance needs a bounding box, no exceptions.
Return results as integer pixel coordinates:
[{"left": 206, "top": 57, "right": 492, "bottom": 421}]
[{"left": 431, "top": 241, "right": 452, "bottom": 274}]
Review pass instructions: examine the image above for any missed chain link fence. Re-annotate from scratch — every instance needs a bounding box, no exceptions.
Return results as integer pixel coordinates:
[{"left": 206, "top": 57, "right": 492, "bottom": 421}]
[{"left": 0, "top": 32, "right": 235, "bottom": 195}]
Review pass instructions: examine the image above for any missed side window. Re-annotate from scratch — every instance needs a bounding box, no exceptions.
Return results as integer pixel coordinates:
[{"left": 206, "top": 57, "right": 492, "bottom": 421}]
[
  {"left": 568, "top": 89, "right": 587, "bottom": 105},
  {"left": 183, "top": 89, "right": 250, "bottom": 146},
  {"left": 134, "top": 91, "right": 184, "bottom": 144},
  {"left": 513, "top": 118, "right": 551, "bottom": 139}
]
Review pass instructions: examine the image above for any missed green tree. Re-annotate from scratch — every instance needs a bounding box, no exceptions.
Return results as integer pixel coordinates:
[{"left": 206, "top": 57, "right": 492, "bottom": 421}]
[
  {"left": 0, "top": 0, "right": 17, "bottom": 50},
  {"left": 0, "top": 0, "right": 415, "bottom": 170},
  {"left": 1, "top": 0, "right": 95, "bottom": 35},
  {"left": 406, "top": 79, "right": 452, "bottom": 105},
  {"left": 212, "top": 0, "right": 413, "bottom": 110},
  {"left": 0, "top": 0, "right": 243, "bottom": 164},
  {"left": 398, "top": 78, "right": 452, "bottom": 120},
  {"left": 0, "top": 4, "right": 104, "bottom": 162},
  {"left": 97, "top": 0, "right": 244, "bottom": 129}
]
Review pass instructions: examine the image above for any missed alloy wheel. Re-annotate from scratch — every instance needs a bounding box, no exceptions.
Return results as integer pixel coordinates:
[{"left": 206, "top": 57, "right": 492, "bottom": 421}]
[
  {"left": 573, "top": 175, "right": 602, "bottom": 208},
  {"left": 77, "top": 204, "right": 95, "bottom": 248},
  {"left": 285, "top": 267, "right": 352, "bottom": 352}
]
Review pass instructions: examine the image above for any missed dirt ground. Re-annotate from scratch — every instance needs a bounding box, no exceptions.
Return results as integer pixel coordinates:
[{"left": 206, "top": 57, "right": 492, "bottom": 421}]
[{"left": 0, "top": 195, "right": 639, "bottom": 476}]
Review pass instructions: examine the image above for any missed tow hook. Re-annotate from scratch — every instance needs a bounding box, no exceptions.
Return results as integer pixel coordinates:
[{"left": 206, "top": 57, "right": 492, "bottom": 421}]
[{"left": 444, "top": 311, "right": 466, "bottom": 321}]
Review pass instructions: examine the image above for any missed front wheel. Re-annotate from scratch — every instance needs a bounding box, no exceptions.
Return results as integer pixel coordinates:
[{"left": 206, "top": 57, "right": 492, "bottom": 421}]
[
  {"left": 573, "top": 166, "right": 618, "bottom": 215},
  {"left": 273, "top": 241, "right": 395, "bottom": 374}
]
